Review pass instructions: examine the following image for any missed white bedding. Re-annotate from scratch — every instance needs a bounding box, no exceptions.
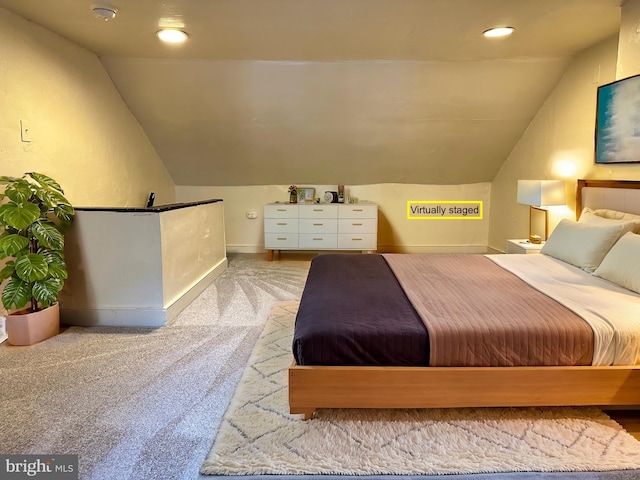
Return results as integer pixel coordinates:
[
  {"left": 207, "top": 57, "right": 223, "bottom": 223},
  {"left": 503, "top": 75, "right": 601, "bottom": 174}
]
[{"left": 488, "top": 253, "right": 640, "bottom": 366}]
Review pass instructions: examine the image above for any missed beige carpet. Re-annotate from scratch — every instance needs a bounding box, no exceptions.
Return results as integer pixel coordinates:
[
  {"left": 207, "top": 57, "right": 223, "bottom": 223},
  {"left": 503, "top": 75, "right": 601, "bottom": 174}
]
[
  {"left": 0, "top": 253, "right": 312, "bottom": 480},
  {"left": 201, "top": 301, "right": 640, "bottom": 476}
]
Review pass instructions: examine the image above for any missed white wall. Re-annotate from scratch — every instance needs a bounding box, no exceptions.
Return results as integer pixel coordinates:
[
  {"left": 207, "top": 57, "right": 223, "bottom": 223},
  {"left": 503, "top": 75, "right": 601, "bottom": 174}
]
[
  {"left": 177, "top": 183, "right": 491, "bottom": 253},
  {"left": 0, "top": 6, "right": 175, "bottom": 207}
]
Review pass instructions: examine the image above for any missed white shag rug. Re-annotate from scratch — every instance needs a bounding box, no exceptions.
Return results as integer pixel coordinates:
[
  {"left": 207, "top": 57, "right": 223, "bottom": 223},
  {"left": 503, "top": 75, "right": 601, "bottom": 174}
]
[{"left": 201, "top": 301, "right": 640, "bottom": 476}]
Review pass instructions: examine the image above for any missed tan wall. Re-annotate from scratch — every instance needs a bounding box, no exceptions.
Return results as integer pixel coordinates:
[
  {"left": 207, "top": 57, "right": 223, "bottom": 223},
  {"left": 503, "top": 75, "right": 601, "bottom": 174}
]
[
  {"left": 488, "top": 37, "right": 619, "bottom": 251},
  {"left": 7, "top": 0, "right": 640, "bottom": 254},
  {"left": 489, "top": 0, "right": 640, "bottom": 252},
  {"left": 0, "top": 7, "right": 175, "bottom": 207},
  {"left": 177, "top": 183, "right": 491, "bottom": 253},
  {"left": 616, "top": 0, "right": 640, "bottom": 80}
]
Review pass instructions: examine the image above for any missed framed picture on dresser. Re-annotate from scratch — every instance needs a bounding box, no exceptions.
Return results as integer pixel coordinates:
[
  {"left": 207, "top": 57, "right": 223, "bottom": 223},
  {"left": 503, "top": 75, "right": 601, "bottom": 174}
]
[{"left": 297, "top": 188, "right": 315, "bottom": 203}]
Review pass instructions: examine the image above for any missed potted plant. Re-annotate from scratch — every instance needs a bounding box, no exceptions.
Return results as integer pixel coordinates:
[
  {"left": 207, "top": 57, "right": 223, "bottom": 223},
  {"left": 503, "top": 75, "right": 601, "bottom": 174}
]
[{"left": 0, "top": 172, "right": 74, "bottom": 345}]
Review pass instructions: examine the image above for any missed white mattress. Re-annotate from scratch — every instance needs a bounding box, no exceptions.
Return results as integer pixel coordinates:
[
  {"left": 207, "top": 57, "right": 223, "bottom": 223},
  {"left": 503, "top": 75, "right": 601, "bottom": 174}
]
[{"left": 488, "top": 253, "right": 640, "bottom": 366}]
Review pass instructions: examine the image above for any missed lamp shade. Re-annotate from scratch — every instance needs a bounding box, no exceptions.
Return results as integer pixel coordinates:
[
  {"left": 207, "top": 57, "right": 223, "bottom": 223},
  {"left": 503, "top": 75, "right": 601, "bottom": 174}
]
[{"left": 517, "top": 180, "right": 566, "bottom": 207}]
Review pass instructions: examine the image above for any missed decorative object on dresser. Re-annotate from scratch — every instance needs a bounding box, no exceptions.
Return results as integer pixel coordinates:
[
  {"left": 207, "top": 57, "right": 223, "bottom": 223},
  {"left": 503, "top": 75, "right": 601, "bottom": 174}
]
[
  {"left": 263, "top": 202, "right": 377, "bottom": 261},
  {"left": 517, "top": 179, "right": 566, "bottom": 241},
  {"left": 297, "top": 187, "right": 315, "bottom": 203},
  {"left": 0, "top": 172, "right": 75, "bottom": 345},
  {"left": 323, "top": 191, "right": 338, "bottom": 203},
  {"left": 288, "top": 185, "right": 297, "bottom": 204}
]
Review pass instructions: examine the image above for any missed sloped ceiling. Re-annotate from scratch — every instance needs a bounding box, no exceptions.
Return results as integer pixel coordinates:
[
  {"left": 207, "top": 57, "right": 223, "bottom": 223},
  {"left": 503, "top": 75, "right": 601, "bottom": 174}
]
[{"left": 0, "top": 0, "right": 622, "bottom": 186}]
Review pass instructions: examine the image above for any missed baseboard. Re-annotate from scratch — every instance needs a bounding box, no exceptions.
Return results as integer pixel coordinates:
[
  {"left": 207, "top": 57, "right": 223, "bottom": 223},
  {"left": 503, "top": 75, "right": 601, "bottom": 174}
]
[
  {"left": 227, "top": 244, "right": 491, "bottom": 254},
  {"left": 165, "top": 257, "right": 228, "bottom": 323},
  {"left": 227, "top": 245, "right": 264, "bottom": 254},
  {"left": 60, "top": 307, "right": 169, "bottom": 328}
]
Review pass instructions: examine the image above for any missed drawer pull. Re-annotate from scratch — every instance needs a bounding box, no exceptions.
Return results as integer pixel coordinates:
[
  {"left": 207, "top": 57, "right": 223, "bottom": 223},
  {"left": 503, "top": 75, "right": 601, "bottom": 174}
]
[
  {"left": 277, "top": 237, "right": 287, "bottom": 241},
  {"left": 352, "top": 223, "right": 363, "bottom": 226},
  {"left": 277, "top": 209, "right": 287, "bottom": 211},
  {"left": 353, "top": 209, "right": 363, "bottom": 212},
  {"left": 313, "top": 238, "right": 323, "bottom": 241},
  {"left": 277, "top": 222, "right": 287, "bottom": 225},
  {"left": 313, "top": 209, "right": 323, "bottom": 212},
  {"left": 352, "top": 238, "right": 363, "bottom": 241},
  {"left": 313, "top": 223, "right": 323, "bottom": 226}
]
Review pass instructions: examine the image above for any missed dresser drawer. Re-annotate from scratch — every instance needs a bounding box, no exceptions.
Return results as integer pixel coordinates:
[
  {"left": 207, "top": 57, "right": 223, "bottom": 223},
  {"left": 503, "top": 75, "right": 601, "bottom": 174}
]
[
  {"left": 264, "top": 204, "right": 297, "bottom": 218},
  {"left": 299, "top": 234, "right": 338, "bottom": 249},
  {"left": 338, "top": 218, "right": 377, "bottom": 234},
  {"left": 299, "top": 218, "right": 337, "bottom": 234},
  {"left": 298, "top": 204, "right": 338, "bottom": 219},
  {"left": 265, "top": 233, "right": 298, "bottom": 249},
  {"left": 264, "top": 218, "right": 298, "bottom": 233},
  {"left": 338, "top": 233, "right": 377, "bottom": 250},
  {"left": 338, "top": 205, "right": 377, "bottom": 219}
]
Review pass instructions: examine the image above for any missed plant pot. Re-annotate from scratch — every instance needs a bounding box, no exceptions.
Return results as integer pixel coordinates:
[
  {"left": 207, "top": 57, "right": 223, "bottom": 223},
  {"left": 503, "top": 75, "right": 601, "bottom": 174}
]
[{"left": 6, "top": 303, "right": 60, "bottom": 346}]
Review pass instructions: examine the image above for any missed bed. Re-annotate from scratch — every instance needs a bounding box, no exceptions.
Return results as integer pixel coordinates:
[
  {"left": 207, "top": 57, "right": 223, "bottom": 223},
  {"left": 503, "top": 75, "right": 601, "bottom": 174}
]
[{"left": 288, "top": 179, "right": 640, "bottom": 419}]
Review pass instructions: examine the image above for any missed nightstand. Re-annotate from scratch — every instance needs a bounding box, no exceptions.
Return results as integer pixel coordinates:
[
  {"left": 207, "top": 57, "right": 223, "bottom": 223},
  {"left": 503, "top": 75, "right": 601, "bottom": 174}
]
[{"left": 506, "top": 239, "right": 544, "bottom": 254}]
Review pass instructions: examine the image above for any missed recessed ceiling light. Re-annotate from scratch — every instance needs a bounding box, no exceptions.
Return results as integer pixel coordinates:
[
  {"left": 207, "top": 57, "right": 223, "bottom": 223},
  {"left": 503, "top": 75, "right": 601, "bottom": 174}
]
[
  {"left": 91, "top": 5, "right": 118, "bottom": 21},
  {"left": 482, "top": 27, "right": 515, "bottom": 38},
  {"left": 156, "top": 29, "right": 189, "bottom": 43}
]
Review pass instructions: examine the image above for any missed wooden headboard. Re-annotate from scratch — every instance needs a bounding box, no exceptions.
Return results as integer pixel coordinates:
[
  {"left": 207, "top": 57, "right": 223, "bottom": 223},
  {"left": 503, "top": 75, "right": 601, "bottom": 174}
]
[{"left": 576, "top": 179, "right": 640, "bottom": 218}]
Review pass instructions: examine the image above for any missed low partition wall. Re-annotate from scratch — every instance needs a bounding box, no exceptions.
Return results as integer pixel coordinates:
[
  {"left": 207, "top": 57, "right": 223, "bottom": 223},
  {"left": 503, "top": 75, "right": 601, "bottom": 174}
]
[{"left": 60, "top": 200, "right": 227, "bottom": 327}]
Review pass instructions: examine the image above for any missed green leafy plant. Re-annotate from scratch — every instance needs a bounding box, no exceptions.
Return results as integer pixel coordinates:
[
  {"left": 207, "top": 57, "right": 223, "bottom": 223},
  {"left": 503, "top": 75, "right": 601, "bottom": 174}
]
[{"left": 0, "top": 172, "right": 74, "bottom": 313}]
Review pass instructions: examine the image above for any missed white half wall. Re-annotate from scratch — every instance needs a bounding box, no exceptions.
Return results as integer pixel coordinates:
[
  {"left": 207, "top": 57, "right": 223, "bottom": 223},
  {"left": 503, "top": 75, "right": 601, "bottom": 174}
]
[{"left": 60, "top": 201, "right": 227, "bottom": 327}]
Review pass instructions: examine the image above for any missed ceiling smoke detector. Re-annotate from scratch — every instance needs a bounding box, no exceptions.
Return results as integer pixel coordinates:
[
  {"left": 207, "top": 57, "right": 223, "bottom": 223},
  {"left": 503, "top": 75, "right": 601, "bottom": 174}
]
[{"left": 91, "top": 5, "right": 118, "bottom": 21}]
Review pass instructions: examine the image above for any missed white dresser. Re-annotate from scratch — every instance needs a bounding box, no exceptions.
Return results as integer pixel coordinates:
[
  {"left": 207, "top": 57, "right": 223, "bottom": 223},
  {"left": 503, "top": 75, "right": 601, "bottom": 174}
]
[{"left": 264, "top": 202, "right": 378, "bottom": 260}]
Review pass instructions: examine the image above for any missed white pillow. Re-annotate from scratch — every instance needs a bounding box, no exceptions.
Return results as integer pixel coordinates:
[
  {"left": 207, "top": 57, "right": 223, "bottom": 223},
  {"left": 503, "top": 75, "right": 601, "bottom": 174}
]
[
  {"left": 593, "top": 232, "right": 640, "bottom": 294},
  {"left": 540, "top": 219, "right": 625, "bottom": 272},
  {"left": 593, "top": 208, "right": 640, "bottom": 222},
  {"left": 579, "top": 208, "right": 640, "bottom": 233}
]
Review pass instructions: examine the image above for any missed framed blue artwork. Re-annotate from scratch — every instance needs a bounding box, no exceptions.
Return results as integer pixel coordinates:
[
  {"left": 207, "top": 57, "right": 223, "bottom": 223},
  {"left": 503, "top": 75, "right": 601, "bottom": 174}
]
[{"left": 595, "top": 74, "right": 640, "bottom": 164}]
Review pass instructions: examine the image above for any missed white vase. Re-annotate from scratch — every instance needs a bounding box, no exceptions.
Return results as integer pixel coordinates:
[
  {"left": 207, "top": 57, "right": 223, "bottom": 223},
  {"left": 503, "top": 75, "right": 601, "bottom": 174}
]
[{"left": 6, "top": 302, "right": 60, "bottom": 346}]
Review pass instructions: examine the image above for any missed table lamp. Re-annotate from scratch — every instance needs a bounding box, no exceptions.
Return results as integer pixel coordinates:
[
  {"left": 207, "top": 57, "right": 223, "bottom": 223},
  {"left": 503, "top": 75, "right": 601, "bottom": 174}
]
[{"left": 517, "top": 180, "right": 566, "bottom": 243}]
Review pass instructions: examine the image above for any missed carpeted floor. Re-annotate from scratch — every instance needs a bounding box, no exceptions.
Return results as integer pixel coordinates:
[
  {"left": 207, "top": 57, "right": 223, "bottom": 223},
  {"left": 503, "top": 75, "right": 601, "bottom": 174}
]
[
  {"left": 0, "top": 253, "right": 311, "bottom": 480},
  {"left": 202, "top": 302, "right": 640, "bottom": 476}
]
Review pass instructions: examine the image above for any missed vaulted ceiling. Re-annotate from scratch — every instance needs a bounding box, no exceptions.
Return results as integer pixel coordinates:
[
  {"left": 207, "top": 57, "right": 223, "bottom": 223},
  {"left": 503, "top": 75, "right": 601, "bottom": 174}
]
[{"left": 0, "top": 0, "right": 622, "bottom": 186}]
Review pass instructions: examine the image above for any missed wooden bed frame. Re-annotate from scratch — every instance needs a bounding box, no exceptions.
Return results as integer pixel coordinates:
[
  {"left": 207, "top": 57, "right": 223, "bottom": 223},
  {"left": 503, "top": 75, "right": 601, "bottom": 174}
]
[{"left": 289, "top": 179, "right": 640, "bottom": 419}]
